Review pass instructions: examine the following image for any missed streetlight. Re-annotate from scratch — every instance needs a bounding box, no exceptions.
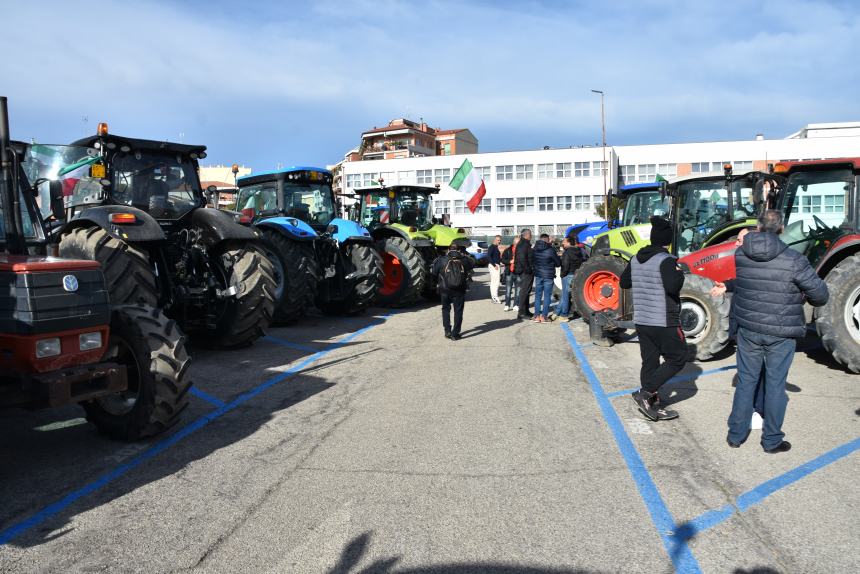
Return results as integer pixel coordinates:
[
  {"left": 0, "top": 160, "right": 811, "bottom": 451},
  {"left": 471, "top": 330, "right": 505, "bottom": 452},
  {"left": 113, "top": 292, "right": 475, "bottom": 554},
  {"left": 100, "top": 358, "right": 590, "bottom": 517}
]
[{"left": 591, "top": 89, "right": 608, "bottom": 221}]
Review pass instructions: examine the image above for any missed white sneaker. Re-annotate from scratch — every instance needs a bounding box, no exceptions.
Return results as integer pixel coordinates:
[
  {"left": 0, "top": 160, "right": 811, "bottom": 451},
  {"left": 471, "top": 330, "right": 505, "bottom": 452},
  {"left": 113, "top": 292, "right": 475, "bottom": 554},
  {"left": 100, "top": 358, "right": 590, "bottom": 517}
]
[
  {"left": 513, "top": 305, "right": 519, "bottom": 312},
  {"left": 503, "top": 305, "right": 510, "bottom": 311}
]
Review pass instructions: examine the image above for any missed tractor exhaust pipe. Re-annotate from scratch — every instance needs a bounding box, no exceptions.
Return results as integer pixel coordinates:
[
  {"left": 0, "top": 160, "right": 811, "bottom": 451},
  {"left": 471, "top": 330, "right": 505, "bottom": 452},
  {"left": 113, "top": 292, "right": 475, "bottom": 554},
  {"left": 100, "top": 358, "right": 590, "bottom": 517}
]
[{"left": 0, "top": 97, "right": 25, "bottom": 254}]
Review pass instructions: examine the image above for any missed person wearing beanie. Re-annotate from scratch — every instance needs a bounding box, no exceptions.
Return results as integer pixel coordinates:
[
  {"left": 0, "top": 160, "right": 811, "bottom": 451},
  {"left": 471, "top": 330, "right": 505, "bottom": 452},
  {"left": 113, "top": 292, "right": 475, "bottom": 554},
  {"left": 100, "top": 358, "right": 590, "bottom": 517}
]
[{"left": 619, "top": 216, "right": 688, "bottom": 421}]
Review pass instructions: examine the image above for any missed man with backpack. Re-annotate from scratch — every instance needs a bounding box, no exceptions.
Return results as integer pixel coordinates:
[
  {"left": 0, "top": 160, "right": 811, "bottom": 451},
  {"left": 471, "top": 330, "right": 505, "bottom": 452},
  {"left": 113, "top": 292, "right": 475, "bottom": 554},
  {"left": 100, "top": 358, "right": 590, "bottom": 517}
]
[{"left": 432, "top": 247, "right": 474, "bottom": 340}]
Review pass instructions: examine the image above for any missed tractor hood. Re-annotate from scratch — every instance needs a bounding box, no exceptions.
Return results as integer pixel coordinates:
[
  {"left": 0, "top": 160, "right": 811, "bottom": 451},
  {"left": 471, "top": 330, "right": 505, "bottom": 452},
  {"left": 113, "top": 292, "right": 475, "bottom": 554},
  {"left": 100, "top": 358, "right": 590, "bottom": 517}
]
[{"left": 424, "top": 224, "right": 471, "bottom": 249}]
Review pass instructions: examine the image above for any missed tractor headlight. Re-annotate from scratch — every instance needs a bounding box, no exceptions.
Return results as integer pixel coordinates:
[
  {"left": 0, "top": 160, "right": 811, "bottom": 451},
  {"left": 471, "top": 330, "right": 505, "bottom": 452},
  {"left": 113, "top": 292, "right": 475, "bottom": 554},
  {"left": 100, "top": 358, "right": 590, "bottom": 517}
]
[
  {"left": 79, "top": 332, "right": 103, "bottom": 351},
  {"left": 35, "top": 338, "right": 62, "bottom": 358},
  {"left": 592, "top": 234, "right": 609, "bottom": 254}
]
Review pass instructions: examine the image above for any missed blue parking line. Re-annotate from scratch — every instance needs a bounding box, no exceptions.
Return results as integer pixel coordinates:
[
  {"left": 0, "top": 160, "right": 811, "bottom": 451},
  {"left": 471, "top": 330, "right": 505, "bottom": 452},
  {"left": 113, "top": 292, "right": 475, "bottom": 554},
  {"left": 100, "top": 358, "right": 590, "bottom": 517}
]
[
  {"left": 679, "top": 435, "right": 860, "bottom": 540},
  {"left": 604, "top": 365, "right": 739, "bottom": 399},
  {"left": 263, "top": 336, "right": 319, "bottom": 353},
  {"left": 189, "top": 387, "right": 226, "bottom": 408},
  {"left": 0, "top": 316, "right": 390, "bottom": 546},
  {"left": 561, "top": 323, "right": 702, "bottom": 574}
]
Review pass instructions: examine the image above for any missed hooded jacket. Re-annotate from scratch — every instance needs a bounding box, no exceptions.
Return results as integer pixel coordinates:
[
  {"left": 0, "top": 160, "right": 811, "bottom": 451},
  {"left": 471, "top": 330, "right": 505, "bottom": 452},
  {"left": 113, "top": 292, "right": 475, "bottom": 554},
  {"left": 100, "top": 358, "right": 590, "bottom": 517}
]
[
  {"left": 532, "top": 240, "right": 561, "bottom": 279},
  {"left": 732, "top": 231, "right": 829, "bottom": 338},
  {"left": 620, "top": 245, "right": 685, "bottom": 327},
  {"left": 431, "top": 249, "right": 474, "bottom": 294},
  {"left": 560, "top": 245, "right": 585, "bottom": 277},
  {"left": 513, "top": 237, "right": 534, "bottom": 275}
]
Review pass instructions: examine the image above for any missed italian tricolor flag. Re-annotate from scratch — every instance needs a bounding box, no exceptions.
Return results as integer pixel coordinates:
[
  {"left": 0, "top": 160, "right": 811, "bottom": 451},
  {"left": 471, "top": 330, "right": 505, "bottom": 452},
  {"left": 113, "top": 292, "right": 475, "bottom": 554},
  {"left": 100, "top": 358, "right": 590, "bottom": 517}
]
[{"left": 449, "top": 158, "right": 486, "bottom": 213}]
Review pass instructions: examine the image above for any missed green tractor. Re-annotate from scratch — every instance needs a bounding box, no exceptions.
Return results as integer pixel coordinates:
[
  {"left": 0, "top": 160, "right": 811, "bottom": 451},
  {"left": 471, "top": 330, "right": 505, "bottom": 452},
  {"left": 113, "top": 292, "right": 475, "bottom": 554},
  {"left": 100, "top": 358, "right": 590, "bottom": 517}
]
[
  {"left": 574, "top": 167, "right": 780, "bottom": 359},
  {"left": 350, "top": 184, "right": 471, "bottom": 306}
]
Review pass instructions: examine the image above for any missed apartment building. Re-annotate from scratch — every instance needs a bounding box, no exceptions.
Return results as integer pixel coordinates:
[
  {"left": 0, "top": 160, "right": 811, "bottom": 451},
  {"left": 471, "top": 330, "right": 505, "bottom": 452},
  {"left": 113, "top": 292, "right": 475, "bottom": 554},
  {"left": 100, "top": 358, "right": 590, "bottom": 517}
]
[
  {"left": 349, "top": 118, "right": 478, "bottom": 162},
  {"left": 340, "top": 122, "right": 860, "bottom": 237}
]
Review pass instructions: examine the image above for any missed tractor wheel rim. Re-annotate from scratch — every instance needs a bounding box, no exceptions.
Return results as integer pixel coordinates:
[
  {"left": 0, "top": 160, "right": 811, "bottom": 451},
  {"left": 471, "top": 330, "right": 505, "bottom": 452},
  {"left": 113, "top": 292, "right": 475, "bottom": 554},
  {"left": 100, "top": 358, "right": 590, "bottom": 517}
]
[
  {"left": 583, "top": 271, "right": 619, "bottom": 311},
  {"left": 680, "top": 300, "right": 708, "bottom": 341},
  {"left": 380, "top": 252, "right": 404, "bottom": 296},
  {"left": 95, "top": 335, "right": 142, "bottom": 416},
  {"left": 845, "top": 284, "right": 860, "bottom": 345}
]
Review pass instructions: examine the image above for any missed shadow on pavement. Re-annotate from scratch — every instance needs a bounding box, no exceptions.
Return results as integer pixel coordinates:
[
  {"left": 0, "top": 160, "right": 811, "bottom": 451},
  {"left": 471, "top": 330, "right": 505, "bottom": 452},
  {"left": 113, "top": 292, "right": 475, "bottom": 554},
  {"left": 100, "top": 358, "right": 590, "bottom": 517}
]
[
  {"left": 458, "top": 318, "right": 521, "bottom": 339},
  {"left": 328, "top": 532, "right": 594, "bottom": 574},
  {"left": 662, "top": 363, "right": 704, "bottom": 406}
]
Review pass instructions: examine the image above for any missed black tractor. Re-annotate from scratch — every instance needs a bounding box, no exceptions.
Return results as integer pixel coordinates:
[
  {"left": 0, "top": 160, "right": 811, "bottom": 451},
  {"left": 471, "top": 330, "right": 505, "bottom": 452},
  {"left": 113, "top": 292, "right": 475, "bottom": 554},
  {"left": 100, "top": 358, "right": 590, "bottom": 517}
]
[{"left": 34, "top": 124, "right": 276, "bottom": 348}]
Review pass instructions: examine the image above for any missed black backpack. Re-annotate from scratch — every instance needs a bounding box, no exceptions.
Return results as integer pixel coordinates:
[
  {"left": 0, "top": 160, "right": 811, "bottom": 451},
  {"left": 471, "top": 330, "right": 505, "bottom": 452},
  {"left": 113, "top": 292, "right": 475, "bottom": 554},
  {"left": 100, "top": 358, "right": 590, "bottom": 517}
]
[{"left": 441, "top": 257, "right": 467, "bottom": 291}]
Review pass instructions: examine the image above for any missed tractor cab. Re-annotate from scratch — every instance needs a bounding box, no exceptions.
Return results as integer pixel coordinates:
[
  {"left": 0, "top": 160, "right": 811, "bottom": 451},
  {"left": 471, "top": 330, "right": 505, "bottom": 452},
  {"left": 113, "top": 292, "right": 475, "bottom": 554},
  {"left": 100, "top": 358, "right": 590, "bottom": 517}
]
[
  {"left": 357, "top": 185, "right": 436, "bottom": 236},
  {"left": 618, "top": 182, "right": 670, "bottom": 227},
  {"left": 236, "top": 167, "right": 336, "bottom": 232}
]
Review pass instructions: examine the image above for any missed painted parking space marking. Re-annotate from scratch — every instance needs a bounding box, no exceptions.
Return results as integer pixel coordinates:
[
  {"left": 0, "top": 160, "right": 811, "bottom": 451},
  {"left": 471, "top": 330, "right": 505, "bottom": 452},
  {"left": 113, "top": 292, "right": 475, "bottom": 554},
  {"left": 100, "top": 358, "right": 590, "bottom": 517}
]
[
  {"left": 189, "top": 386, "right": 226, "bottom": 408},
  {"left": 0, "top": 316, "right": 390, "bottom": 546},
  {"left": 263, "top": 335, "right": 320, "bottom": 353},
  {"left": 604, "top": 365, "right": 738, "bottom": 399},
  {"left": 561, "top": 323, "right": 702, "bottom": 574}
]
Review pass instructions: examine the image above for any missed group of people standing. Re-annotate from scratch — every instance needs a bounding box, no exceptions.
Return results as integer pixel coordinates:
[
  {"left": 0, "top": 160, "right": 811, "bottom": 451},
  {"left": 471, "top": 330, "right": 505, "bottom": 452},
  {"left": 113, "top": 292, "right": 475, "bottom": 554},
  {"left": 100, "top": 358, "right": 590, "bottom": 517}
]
[{"left": 487, "top": 230, "right": 585, "bottom": 323}]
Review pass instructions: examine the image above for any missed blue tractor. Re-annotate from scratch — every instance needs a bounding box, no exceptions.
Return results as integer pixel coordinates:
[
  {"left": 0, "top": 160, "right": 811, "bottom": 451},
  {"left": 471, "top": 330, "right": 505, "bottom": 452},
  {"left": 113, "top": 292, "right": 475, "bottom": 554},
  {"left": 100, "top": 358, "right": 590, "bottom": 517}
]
[{"left": 235, "top": 167, "right": 383, "bottom": 322}]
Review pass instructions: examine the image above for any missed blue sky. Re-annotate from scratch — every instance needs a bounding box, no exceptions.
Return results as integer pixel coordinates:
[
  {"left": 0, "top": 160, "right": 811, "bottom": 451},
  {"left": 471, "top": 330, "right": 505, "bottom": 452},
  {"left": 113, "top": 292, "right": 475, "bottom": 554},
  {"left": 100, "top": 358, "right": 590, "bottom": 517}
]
[{"left": 2, "top": 0, "right": 858, "bottom": 171}]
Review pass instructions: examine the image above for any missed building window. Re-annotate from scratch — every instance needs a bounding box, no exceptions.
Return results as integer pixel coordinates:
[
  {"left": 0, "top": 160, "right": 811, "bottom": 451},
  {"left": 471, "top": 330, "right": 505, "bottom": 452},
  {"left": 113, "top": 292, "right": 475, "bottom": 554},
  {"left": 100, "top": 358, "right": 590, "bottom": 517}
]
[
  {"left": 474, "top": 198, "right": 491, "bottom": 213},
  {"left": 417, "top": 169, "right": 433, "bottom": 184},
  {"left": 733, "top": 160, "right": 753, "bottom": 171},
  {"left": 711, "top": 161, "right": 732, "bottom": 172},
  {"left": 657, "top": 163, "right": 677, "bottom": 178},
  {"left": 345, "top": 173, "right": 361, "bottom": 188},
  {"left": 474, "top": 166, "right": 491, "bottom": 180},
  {"left": 442, "top": 143, "right": 452, "bottom": 155},
  {"left": 496, "top": 165, "right": 514, "bottom": 180},
  {"left": 397, "top": 170, "right": 415, "bottom": 183},
  {"left": 593, "top": 195, "right": 605, "bottom": 208},
  {"left": 538, "top": 196, "right": 554, "bottom": 211},
  {"left": 516, "top": 197, "right": 535, "bottom": 212},
  {"left": 801, "top": 195, "right": 822, "bottom": 213},
  {"left": 556, "top": 162, "right": 572, "bottom": 178},
  {"left": 824, "top": 194, "right": 844, "bottom": 213},
  {"left": 362, "top": 172, "right": 379, "bottom": 187},
  {"left": 537, "top": 163, "right": 553, "bottom": 179},
  {"left": 434, "top": 200, "right": 450, "bottom": 215},
  {"left": 620, "top": 165, "right": 636, "bottom": 184},
  {"left": 592, "top": 161, "right": 608, "bottom": 176},
  {"left": 434, "top": 168, "right": 451, "bottom": 183},
  {"left": 515, "top": 164, "right": 534, "bottom": 180},
  {"left": 574, "top": 161, "right": 590, "bottom": 177},
  {"left": 574, "top": 195, "right": 591, "bottom": 210},
  {"left": 556, "top": 196, "right": 572, "bottom": 211},
  {"left": 454, "top": 200, "right": 466, "bottom": 214},
  {"left": 691, "top": 162, "right": 710, "bottom": 173},
  {"left": 636, "top": 164, "right": 656, "bottom": 182},
  {"left": 379, "top": 171, "right": 394, "bottom": 185},
  {"left": 496, "top": 198, "right": 514, "bottom": 212}
]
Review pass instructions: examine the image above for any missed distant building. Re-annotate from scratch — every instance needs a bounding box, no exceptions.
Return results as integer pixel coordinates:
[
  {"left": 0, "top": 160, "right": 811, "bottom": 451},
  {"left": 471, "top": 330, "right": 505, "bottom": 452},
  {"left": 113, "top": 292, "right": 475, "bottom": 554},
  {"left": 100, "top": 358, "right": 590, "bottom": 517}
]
[
  {"left": 351, "top": 118, "right": 478, "bottom": 162},
  {"left": 340, "top": 121, "right": 860, "bottom": 239},
  {"left": 199, "top": 164, "right": 252, "bottom": 208}
]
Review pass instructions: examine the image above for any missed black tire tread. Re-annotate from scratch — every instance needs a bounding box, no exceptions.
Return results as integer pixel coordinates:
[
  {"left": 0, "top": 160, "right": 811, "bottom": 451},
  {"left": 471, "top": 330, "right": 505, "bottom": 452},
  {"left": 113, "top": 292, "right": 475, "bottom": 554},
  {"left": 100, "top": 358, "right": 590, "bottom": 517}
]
[
  {"left": 377, "top": 237, "right": 425, "bottom": 307},
  {"left": 261, "top": 230, "right": 319, "bottom": 324},
  {"left": 680, "top": 273, "right": 731, "bottom": 361},
  {"left": 572, "top": 255, "right": 627, "bottom": 323},
  {"left": 815, "top": 254, "right": 860, "bottom": 373}
]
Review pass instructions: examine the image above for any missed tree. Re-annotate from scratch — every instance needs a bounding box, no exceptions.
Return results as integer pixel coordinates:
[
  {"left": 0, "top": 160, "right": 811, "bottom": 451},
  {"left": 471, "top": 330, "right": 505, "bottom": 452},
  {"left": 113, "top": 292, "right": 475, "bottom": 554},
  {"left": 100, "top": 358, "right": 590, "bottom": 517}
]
[{"left": 594, "top": 194, "right": 624, "bottom": 221}]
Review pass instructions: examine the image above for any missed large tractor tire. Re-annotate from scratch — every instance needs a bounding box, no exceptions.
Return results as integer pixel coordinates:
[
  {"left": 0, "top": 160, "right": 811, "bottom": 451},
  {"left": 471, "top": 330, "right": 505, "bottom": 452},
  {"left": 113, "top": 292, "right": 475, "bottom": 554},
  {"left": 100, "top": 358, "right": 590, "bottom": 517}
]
[
  {"left": 376, "top": 237, "right": 425, "bottom": 307},
  {"left": 59, "top": 226, "right": 158, "bottom": 306},
  {"left": 208, "top": 242, "right": 276, "bottom": 348},
  {"left": 679, "top": 273, "right": 731, "bottom": 361},
  {"left": 317, "top": 243, "right": 383, "bottom": 315},
  {"left": 259, "top": 229, "right": 319, "bottom": 325},
  {"left": 572, "top": 255, "right": 627, "bottom": 323},
  {"left": 419, "top": 246, "right": 440, "bottom": 301},
  {"left": 816, "top": 254, "right": 860, "bottom": 373},
  {"left": 83, "top": 305, "right": 191, "bottom": 440}
]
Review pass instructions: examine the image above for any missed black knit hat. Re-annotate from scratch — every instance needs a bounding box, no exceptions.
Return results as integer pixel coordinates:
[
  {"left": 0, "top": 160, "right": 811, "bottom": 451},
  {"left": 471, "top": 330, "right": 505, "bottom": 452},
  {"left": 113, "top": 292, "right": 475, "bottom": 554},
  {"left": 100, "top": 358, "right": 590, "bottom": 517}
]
[{"left": 649, "top": 216, "right": 673, "bottom": 246}]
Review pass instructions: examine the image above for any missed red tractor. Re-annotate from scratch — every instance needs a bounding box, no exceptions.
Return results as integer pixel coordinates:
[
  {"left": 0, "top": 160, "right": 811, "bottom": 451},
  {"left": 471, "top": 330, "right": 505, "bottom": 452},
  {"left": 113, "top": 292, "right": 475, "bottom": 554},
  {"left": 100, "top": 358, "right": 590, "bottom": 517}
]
[
  {"left": 679, "top": 158, "right": 860, "bottom": 373},
  {"left": 1, "top": 97, "right": 191, "bottom": 439}
]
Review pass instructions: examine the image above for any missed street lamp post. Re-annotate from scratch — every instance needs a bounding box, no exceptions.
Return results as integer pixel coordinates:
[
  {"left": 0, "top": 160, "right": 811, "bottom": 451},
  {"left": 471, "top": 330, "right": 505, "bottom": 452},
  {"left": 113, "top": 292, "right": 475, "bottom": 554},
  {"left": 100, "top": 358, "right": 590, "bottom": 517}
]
[{"left": 591, "top": 89, "right": 608, "bottom": 220}]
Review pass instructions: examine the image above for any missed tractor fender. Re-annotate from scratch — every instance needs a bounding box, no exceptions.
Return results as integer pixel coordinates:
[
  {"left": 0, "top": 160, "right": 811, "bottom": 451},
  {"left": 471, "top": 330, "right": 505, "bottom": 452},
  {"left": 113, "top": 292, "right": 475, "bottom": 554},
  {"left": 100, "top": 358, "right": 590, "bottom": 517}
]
[
  {"left": 255, "top": 216, "right": 318, "bottom": 242},
  {"left": 816, "top": 236, "right": 860, "bottom": 277},
  {"left": 370, "top": 226, "right": 411, "bottom": 243},
  {"left": 63, "top": 205, "right": 165, "bottom": 243},
  {"left": 327, "top": 218, "right": 373, "bottom": 244},
  {"left": 191, "top": 207, "right": 258, "bottom": 247}
]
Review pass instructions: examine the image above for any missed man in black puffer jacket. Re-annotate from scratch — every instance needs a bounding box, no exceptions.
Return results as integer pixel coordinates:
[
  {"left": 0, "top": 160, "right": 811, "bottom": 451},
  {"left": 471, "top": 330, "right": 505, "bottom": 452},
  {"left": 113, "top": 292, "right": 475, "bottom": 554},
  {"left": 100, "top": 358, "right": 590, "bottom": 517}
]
[
  {"left": 713, "top": 210, "right": 828, "bottom": 454},
  {"left": 514, "top": 229, "right": 535, "bottom": 320},
  {"left": 532, "top": 233, "right": 561, "bottom": 322}
]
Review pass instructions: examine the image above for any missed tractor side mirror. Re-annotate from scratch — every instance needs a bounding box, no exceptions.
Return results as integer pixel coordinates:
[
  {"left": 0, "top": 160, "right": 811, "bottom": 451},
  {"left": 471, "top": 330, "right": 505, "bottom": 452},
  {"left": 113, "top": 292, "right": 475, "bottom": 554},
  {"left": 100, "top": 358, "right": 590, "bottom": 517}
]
[
  {"left": 49, "top": 179, "right": 64, "bottom": 220},
  {"left": 752, "top": 180, "right": 765, "bottom": 208},
  {"left": 659, "top": 180, "right": 668, "bottom": 198},
  {"left": 205, "top": 185, "right": 218, "bottom": 207}
]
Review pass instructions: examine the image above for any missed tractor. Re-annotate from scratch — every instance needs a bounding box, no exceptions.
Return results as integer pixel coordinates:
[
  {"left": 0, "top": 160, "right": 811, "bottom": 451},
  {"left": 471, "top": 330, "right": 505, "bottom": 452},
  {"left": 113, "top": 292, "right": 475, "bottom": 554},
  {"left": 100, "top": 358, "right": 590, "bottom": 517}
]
[
  {"left": 234, "top": 167, "right": 382, "bottom": 321},
  {"left": 350, "top": 183, "right": 471, "bottom": 307},
  {"left": 37, "top": 124, "right": 276, "bottom": 348},
  {"left": 686, "top": 159, "right": 860, "bottom": 372},
  {"left": 577, "top": 167, "right": 781, "bottom": 359},
  {"left": 1, "top": 97, "right": 191, "bottom": 440}
]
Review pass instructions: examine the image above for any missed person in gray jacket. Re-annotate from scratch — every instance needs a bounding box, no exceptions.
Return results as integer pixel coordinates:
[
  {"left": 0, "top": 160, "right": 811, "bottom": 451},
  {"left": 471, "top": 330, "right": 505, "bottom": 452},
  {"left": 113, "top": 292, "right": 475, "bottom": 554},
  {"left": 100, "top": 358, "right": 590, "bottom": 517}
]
[
  {"left": 620, "top": 216, "right": 687, "bottom": 421},
  {"left": 712, "top": 210, "right": 828, "bottom": 453}
]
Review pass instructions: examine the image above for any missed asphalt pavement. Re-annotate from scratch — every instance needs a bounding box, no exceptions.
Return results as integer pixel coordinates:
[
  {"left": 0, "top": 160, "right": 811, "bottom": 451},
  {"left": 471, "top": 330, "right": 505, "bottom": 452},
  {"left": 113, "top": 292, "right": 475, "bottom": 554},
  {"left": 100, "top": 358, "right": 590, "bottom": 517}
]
[{"left": 1, "top": 269, "right": 858, "bottom": 573}]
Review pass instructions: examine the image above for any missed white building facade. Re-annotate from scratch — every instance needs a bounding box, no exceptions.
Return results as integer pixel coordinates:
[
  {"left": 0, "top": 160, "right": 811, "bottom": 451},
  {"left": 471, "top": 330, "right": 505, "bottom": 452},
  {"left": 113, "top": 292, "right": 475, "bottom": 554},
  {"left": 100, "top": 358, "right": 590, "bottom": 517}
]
[{"left": 340, "top": 123, "right": 860, "bottom": 237}]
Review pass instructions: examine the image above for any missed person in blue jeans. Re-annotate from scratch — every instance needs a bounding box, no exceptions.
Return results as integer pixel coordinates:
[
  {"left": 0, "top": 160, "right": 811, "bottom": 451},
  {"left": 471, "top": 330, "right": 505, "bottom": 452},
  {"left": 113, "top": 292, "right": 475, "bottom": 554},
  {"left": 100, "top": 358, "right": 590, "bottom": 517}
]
[
  {"left": 557, "top": 237, "right": 585, "bottom": 321},
  {"left": 531, "top": 233, "right": 561, "bottom": 323},
  {"left": 711, "top": 211, "right": 828, "bottom": 453},
  {"left": 501, "top": 241, "right": 519, "bottom": 311}
]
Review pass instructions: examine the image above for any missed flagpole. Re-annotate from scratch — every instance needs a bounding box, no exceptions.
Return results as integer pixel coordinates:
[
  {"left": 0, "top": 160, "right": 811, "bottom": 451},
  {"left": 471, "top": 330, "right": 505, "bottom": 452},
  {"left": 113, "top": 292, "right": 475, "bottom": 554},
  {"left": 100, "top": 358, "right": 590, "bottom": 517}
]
[{"left": 591, "top": 90, "right": 607, "bottom": 221}]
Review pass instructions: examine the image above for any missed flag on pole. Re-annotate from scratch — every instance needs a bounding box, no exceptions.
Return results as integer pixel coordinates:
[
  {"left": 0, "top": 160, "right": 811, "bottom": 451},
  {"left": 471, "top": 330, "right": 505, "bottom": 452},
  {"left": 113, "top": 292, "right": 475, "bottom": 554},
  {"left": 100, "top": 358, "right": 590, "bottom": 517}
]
[{"left": 449, "top": 158, "right": 486, "bottom": 213}]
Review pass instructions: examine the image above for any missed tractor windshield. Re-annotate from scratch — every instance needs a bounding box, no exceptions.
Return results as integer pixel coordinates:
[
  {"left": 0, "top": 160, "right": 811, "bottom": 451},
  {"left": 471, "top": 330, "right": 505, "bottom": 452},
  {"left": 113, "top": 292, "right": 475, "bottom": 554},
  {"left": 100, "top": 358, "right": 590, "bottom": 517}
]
[
  {"left": 236, "top": 180, "right": 335, "bottom": 226},
  {"left": 622, "top": 192, "right": 669, "bottom": 227},
  {"left": 360, "top": 189, "right": 432, "bottom": 230},
  {"left": 22, "top": 144, "right": 100, "bottom": 221},
  {"left": 109, "top": 151, "right": 202, "bottom": 219},
  {"left": 781, "top": 168, "right": 852, "bottom": 264},
  {"left": 674, "top": 178, "right": 753, "bottom": 257}
]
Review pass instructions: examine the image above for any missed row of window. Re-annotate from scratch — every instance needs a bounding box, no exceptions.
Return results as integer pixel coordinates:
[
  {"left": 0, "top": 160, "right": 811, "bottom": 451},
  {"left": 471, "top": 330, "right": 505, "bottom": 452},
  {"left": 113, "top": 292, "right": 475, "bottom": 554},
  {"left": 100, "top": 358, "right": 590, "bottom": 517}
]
[
  {"left": 790, "top": 194, "right": 844, "bottom": 214},
  {"left": 434, "top": 195, "right": 606, "bottom": 215},
  {"left": 616, "top": 160, "right": 756, "bottom": 184}
]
